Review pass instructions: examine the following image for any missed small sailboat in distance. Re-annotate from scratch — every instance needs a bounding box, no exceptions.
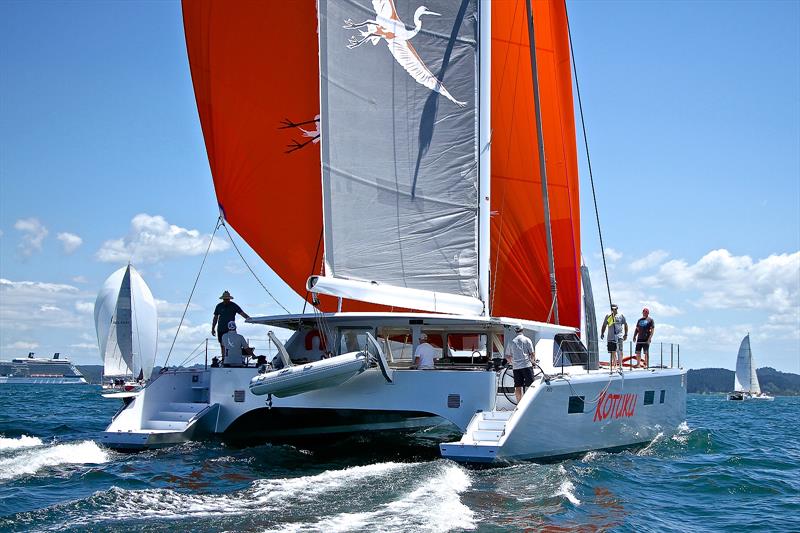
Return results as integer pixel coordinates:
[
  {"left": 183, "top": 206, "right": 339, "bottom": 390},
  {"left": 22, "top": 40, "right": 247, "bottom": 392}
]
[
  {"left": 727, "top": 334, "right": 773, "bottom": 401},
  {"left": 94, "top": 264, "right": 158, "bottom": 394}
]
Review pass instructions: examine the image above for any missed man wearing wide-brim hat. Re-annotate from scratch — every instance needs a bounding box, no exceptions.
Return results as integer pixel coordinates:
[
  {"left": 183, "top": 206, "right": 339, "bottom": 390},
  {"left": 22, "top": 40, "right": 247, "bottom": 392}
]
[{"left": 211, "top": 291, "right": 250, "bottom": 357}]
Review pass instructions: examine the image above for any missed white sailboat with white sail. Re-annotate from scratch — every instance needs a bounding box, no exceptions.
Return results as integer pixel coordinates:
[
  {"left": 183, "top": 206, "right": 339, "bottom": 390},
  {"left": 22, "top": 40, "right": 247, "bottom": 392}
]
[
  {"left": 94, "top": 264, "right": 158, "bottom": 395},
  {"left": 101, "top": 0, "right": 687, "bottom": 461},
  {"left": 727, "top": 334, "right": 773, "bottom": 401}
]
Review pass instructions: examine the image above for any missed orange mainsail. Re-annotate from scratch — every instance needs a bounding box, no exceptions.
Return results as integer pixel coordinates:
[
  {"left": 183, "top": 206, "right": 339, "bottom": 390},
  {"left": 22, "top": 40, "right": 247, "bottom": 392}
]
[{"left": 490, "top": 0, "right": 582, "bottom": 327}]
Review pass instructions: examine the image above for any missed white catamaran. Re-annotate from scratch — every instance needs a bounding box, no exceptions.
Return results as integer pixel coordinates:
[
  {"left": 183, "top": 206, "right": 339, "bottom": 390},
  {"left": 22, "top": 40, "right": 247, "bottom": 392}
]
[
  {"left": 101, "top": 0, "right": 687, "bottom": 462},
  {"left": 727, "top": 334, "right": 773, "bottom": 401},
  {"left": 94, "top": 264, "right": 158, "bottom": 394}
]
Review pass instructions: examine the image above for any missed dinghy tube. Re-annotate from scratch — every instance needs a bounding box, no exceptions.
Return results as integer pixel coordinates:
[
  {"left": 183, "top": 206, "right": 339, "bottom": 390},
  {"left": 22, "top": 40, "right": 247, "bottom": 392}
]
[{"left": 249, "top": 352, "right": 369, "bottom": 398}]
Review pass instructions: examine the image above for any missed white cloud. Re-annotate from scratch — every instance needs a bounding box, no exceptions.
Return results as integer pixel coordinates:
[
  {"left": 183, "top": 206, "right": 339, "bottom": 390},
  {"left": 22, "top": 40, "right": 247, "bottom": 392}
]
[
  {"left": 14, "top": 218, "right": 48, "bottom": 256},
  {"left": 5, "top": 341, "right": 39, "bottom": 351},
  {"left": 70, "top": 342, "right": 98, "bottom": 350},
  {"left": 95, "top": 214, "right": 229, "bottom": 264},
  {"left": 629, "top": 250, "right": 669, "bottom": 272},
  {"left": 644, "top": 249, "right": 800, "bottom": 313},
  {"left": 0, "top": 278, "right": 86, "bottom": 331},
  {"left": 75, "top": 301, "right": 94, "bottom": 313},
  {"left": 72, "top": 275, "right": 89, "bottom": 284},
  {"left": 604, "top": 248, "right": 622, "bottom": 262},
  {"left": 57, "top": 232, "right": 83, "bottom": 253},
  {"left": 155, "top": 299, "right": 201, "bottom": 315}
]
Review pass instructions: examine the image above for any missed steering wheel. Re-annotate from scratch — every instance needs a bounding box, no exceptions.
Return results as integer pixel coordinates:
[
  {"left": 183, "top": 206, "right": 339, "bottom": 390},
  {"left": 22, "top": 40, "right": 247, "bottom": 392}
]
[{"left": 499, "top": 364, "right": 543, "bottom": 406}]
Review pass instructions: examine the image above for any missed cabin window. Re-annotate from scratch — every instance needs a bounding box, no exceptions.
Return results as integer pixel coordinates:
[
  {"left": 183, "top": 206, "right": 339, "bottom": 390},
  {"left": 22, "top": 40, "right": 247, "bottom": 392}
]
[
  {"left": 337, "top": 328, "right": 375, "bottom": 355},
  {"left": 553, "top": 333, "right": 589, "bottom": 367},
  {"left": 377, "top": 328, "right": 413, "bottom": 362},
  {"left": 644, "top": 390, "right": 655, "bottom": 405},
  {"left": 568, "top": 395, "right": 585, "bottom": 414},
  {"left": 660, "top": 390, "right": 665, "bottom": 404},
  {"left": 444, "top": 333, "right": 488, "bottom": 364}
]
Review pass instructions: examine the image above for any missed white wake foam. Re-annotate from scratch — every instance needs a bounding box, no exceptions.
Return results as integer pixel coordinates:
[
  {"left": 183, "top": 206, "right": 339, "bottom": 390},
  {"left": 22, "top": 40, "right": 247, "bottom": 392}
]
[
  {"left": 671, "top": 421, "right": 691, "bottom": 444},
  {"left": 267, "top": 463, "right": 476, "bottom": 532},
  {"left": 68, "top": 461, "right": 417, "bottom": 524},
  {"left": 0, "top": 435, "right": 44, "bottom": 450},
  {"left": 0, "top": 440, "right": 109, "bottom": 481},
  {"left": 555, "top": 479, "right": 581, "bottom": 506},
  {"left": 251, "top": 461, "right": 413, "bottom": 502}
]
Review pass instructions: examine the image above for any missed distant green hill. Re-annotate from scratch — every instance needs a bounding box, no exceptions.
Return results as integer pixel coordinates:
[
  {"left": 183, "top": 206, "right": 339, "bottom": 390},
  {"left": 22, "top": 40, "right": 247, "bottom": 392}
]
[{"left": 687, "top": 367, "right": 800, "bottom": 396}]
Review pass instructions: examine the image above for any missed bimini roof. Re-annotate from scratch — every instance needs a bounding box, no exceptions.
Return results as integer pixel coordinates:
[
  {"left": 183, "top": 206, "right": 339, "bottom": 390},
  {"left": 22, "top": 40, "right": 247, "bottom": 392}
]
[{"left": 247, "top": 312, "right": 576, "bottom": 335}]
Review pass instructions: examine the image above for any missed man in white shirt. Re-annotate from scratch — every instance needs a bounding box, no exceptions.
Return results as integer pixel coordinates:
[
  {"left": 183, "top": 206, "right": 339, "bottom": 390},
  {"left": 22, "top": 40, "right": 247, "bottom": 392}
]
[
  {"left": 505, "top": 324, "right": 535, "bottom": 402},
  {"left": 600, "top": 304, "right": 628, "bottom": 370},
  {"left": 413, "top": 332, "right": 437, "bottom": 369},
  {"left": 220, "top": 321, "right": 251, "bottom": 367}
]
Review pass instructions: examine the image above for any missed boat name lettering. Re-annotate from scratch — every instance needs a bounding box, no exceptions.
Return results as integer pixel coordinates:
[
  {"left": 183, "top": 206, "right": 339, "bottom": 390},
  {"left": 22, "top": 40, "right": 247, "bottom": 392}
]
[{"left": 593, "top": 392, "right": 637, "bottom": 422}]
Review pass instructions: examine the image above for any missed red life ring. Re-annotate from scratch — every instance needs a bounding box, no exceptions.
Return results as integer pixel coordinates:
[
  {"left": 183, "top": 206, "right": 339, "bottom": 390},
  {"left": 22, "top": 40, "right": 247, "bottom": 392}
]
[{"left": 621, "top": 355, "right": 644, "bottom": 367}]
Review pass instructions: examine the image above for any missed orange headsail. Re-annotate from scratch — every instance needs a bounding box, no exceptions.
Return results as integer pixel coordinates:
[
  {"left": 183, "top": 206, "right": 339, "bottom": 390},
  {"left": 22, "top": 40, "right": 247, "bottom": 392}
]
[{"left": 490, "top": 0, "right": 582, "bottom": 327}]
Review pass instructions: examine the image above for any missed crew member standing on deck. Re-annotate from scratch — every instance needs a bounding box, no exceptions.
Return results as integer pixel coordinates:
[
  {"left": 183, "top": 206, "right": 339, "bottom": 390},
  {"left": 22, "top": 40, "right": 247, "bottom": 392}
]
[
  {"left": 600, "top": 304, "right": 627, "bottom": 370},
  {"left": 505, "top": 325, "right": 536, "bottom": 403},
  {"left": 211, "top": 291, "right": 250, "bottom": 357},
  {"left": 633, "top": 307, "right": 655, "bottom": 367}
]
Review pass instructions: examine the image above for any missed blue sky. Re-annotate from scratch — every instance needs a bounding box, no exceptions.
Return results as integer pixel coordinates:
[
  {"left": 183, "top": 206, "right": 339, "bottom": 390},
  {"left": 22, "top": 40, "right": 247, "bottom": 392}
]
[{"left": 1, "top": 0, "right": 798, "bottom": 373}]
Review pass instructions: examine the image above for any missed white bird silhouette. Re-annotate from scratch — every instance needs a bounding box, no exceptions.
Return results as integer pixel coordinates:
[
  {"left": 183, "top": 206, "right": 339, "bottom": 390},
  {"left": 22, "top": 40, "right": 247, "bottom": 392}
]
[{"left": 343, "top": 0, "right": 466, "bottom": 108}]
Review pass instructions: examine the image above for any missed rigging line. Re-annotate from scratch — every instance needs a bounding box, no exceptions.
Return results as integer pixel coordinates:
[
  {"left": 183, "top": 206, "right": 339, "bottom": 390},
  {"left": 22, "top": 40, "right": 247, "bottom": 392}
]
[
  {"left": 302, "top": 228, "right": 324, "bottom": 315},
  {"left": 220, "top": 221, "right": 291, "bottom": 315},
  {"left": 176, "top": 338, "right": 208, "bottom": 369},
  {"left": 164, "top": 217, "right": 222, "bottom": 367},
  {"left": 564, "top": 0, "right": 613, "bottom": 312}
]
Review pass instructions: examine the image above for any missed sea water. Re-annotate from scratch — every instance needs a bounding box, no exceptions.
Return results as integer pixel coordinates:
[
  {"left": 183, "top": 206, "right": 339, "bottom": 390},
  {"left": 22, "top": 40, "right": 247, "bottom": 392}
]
[{"left": 0, "top": 385, "right": 798, "bottom": 532}]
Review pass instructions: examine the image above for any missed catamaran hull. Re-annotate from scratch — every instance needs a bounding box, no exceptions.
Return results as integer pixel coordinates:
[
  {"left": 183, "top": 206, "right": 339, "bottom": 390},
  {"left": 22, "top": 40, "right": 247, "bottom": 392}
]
[
  {"left": 101, "top": 364, "right": 686, "bottom": 463},
  {"left": 440, "top": 369, "right": 687, "bottom": 463}
]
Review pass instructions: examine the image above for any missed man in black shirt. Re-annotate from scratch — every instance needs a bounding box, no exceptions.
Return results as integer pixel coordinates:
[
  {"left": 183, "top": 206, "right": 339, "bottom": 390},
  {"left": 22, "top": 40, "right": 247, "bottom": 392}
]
[
  {"left": 633, "top": 307, "right": 655, "bottom": 367},
  {"left": 211, "top": 291, "right": 250, "bottom": 356}
]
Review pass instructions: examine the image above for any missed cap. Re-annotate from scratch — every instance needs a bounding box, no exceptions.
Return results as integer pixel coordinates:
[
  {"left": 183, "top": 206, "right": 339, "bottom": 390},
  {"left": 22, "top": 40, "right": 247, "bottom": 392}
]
[
  {"left": 610, "top": 304, "right": 618, "bottom": 310},
  {"left": 227, "top": 321, "right": 237, "bottom": 330},
  {"left": 514, "top": 324, "right": 524, "bottom": 332},
  {"left": 220, "top": 290, "right": 233, "bottom": 300}
]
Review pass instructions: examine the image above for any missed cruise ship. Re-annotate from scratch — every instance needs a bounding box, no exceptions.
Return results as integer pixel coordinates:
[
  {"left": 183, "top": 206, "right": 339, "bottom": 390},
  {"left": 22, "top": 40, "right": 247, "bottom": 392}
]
[{"left": 0, "top": 353, "right": 87, "bottom": 385}]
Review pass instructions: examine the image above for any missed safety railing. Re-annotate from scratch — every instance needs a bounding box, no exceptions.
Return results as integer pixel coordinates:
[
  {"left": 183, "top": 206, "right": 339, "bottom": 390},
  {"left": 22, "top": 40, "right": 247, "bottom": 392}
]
[{"left": 555, "top": 340, "right": 681, "bottom": 374}]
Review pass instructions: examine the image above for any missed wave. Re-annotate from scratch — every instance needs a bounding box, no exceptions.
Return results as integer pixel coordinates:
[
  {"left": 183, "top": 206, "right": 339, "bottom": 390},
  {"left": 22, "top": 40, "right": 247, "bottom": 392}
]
[
  {"left": 0, "top": 440, "right": 109, "bottom": 481},
  {"left": 0, "top": 435, "right": 44, "bottom": 451},
  {"left": 41, "top": 461, "right": 417, "bottom": 527},
  {"left": 555, "top": 479, "right": 581, "bottom": 506},
  {"left": 263, "top": 462, "right": 475, "bottom": 532}
]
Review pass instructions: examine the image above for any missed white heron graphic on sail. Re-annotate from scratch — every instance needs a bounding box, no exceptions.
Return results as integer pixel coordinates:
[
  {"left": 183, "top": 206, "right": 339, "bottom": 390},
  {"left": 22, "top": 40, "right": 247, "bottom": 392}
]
[{"left": 344, "top": 0, "right": 466, "bottom": 107}]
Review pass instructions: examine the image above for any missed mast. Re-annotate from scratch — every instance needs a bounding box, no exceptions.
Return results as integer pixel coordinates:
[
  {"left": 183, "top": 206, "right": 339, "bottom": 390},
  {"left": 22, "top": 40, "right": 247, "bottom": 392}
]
[
  {"left": 525, "top": 0, "right": 559, "bottom": 324},
  {"left": 479, "top": 0, "right": 491, "bottom": 314}
]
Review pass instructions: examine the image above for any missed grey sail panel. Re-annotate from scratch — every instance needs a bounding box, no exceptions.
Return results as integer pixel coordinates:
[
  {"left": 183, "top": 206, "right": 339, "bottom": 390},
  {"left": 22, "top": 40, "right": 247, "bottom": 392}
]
[
  {"left": 114, "top": 267, "right": 137, "bottom": 377},
  {"left": 319, "top": 0, "right": 480, "bottom": 299},
  {"left": 581, "top": 265, "right": 599, "bottom": 369}
]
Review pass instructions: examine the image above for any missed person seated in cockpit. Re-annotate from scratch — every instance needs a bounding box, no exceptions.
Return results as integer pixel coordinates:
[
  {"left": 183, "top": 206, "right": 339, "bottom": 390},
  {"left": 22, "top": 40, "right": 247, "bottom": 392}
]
[{"left": 220, "top": 321, "right": 250, "bottom": 367}]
